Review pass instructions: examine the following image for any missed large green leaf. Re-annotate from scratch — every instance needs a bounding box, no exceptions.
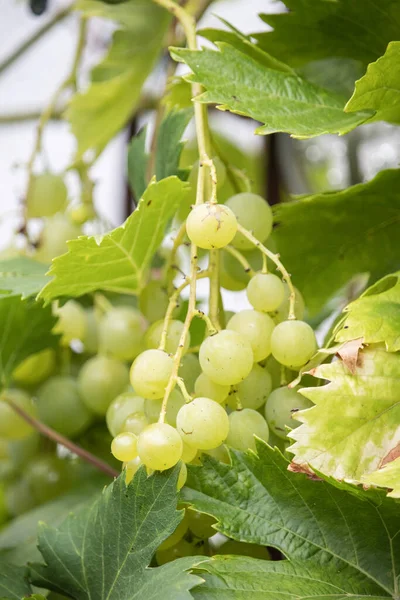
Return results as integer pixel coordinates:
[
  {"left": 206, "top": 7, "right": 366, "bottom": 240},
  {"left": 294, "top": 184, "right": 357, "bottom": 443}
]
[
  {"left": 363, "top": 456, "right": 400, "bottom": 499},
  {"left": 334, "top": 272, "right": 400, "bottom": 351},
  {"left": 30, "top": 468, "right": 204, "bottom": 599},
  {"left": 184, "top": 444, "right": 400, "bottom": 597},
  {"left": 40, "top": 177, "right": 189, "bottom": 301},
  {"left": 254, "top": 0, "right": 400, "bottom": 68},
  {"left": 273, "top": 169, "right": 400, "bottom": 314},
  {"left": 0, "top": 258, "right": 48, "bottom": 299},
  {"left": 172, "top": 44, "right": 370, "bottom": 139},
  {"left": 155, "top": 108, "right": 193, "bottom": 182},
  {"left": 0, "top": 297, "right": 58, "bottom": 387},
  {"left": 67, "top": 1, "right": 169, "bottom": 158},
  {"left": 0, "top": 563, "right": 32, "bottom": 599},
  {"left": 289, "top": 345, "right": 400, "bottom": 481},
  {"left": 346, "top": 41, "right": 400, "bottom": 124}
]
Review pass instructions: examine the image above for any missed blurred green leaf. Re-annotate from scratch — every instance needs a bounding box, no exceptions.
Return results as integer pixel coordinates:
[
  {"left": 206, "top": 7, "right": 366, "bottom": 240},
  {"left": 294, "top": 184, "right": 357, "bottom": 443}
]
[
  {"left": 0, "top": 258, "right": 48, "bottom": 299},
  {"left": 0, "top": 563, "right": 32, "bottom": 599},
  {"left": 127, "top": 127, "right": 149, "bottom": 201}
]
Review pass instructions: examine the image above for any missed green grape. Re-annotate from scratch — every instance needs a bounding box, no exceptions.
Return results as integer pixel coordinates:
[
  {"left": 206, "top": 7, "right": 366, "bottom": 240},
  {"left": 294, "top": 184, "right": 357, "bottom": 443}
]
[
  {"left": 137, "top": 422, "right": 183, "bottom": 470},
  {"left": 177, "top": 461, "right": 187, "bottom": 490},
  {"left": 217, "top": 540, "right": 271, "bottom": 560},
  {"left": 226, "top": 409, "right": 269, "bottom": 452},
  {"left": 78, "top": 355, "right": 130, "bottom": 415},
  {"left": 187, "top": 508, "right": 216, "bottom": 539},
  {"left": 124, "top": 456, "right": 142, "bottom": 484},
  {"left": 99, "top": 306, "right": 146, "bottom": 361},
  {"left": 219, "top": 264, "right": 247, "bottom": 291},
  {"left": 181, "top": 441, "right": 197, "bottom": 463},
  {"left": 159, "top": 512, "right": 189, "bottom": 550},
  {"left": 199, "top": 330, "right": 253, "bottom": 385},
  {"left": 176, "top": 397, "right": 229, "bottom": 450},
  {"left": 122, "top": 411, "right": 149, "bottom": 435},
  {"left": 106, "top": 393, "right": 145, "bottom": 437},
  {"left": 139, "top": 280, "right": 170, "bottom": 323},
  {"left": 111, "top": 431, "right": 138, "bottom": 462},
  {"left": 226, "top": 193, "right": 273, "bottom": 250},
  {"left": 247, "top": 273, "right": 285, "bottom": 312},
  {"left": 82, "top": 308, "right": 99, "bottom": 355},
  {"left": 156, "top": 539, "right": 195, "bottom": 565},
  {"left": 186, "top": 203, "right": 237, "bottom": 249},
  {"left": 69, "top": 203, "right": 96, "bottom": 225},
  {"left": 37, "top": 376, "right": 93, "bottom": 437},
  {"left": 27, "top": 172, "right": 67, "bottom": 218},
  {"left": 130, "top": 349, "right": 174, "bottom": 400},
  {"left": 222, "top": 248, "right": 262, "bottom": 285},
  {"left": 236, "top": 364, "right": 272, "bottom": 410},
  {"left": 13, "top": 348, "right": 56, "bottom": 386},
  {"left": 5, "top": 477, "right": 37, "bottom": 516},
  {"left": 144, "top": 398, "right": 163, "bottom": 423},
  {"left": 265, "top": 386, "right": 313, "bottom": 439},
  {"left": 0, "top": 389, "right": 36, "bottom": 440},
  {"left": 271, "top": 320, "right": 317, "bottom": 368},
  {"left": 7, "top": 432, "right": 40, "bottom": 468},
  {"left": 273, "top": 284, "right": 305, "bottom": 323},
  {"left": 179, "top": 353, "right": 201, "bottom": 394},
  {"left": 145, "top": 319, "right": 190, "bottom": 355},
  {"left": 227, "top": 309, "right": 275, "bottom": 362},
  {"left": 202, "top": 444, "right": 230, "bottom": 464},
  {"left": 25, "top": 455, "right": 73, "bottom": 504},
  {"left": 194, "top": 373, "right": 229, "bottom": 404},
  {"left": 53, "top": 300, "right": 87, "bottom": 346},
  {"left": 35, "top": 213, "right": 81, "bottom": 263}
]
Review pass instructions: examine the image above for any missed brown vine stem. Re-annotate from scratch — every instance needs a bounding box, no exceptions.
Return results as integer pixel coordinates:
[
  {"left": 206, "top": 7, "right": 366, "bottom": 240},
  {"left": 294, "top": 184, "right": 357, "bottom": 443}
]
[{"left": 7, "top": 398, "right": 118, "bottom": 478}]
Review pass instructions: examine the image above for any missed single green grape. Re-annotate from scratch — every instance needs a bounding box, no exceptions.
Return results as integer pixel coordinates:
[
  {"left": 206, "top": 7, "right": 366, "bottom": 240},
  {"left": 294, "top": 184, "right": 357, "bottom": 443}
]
[
  {"left": 181, "top": 441, "right": 197, "bottom": 463},
  {"left": 82, "top": 308, "right": 99, "bottom": 355},
  {"left": 27, "top": 172, "right": 67, "bottom": 218},
  {"left": 69, "top": 203, "right": 96, "bottom": 225},
  {"left": 139, "top": 280, "right": 170, "bottom": 323},
  {"left": 122, "top": 411, "right": 149, "bottom": 435},
  {"left": 271, "top": 320, "right": 317, "bottom": 368},
  {"left": 158, "top": 512, "right": 189, "bottom": 550},
  {"left": 236, "top": 364, "right": 272, "bottom": 410},
  {"left": 179, "top": 354, "right": 201, "bottom": 394},
  {"left": 216, "top": 539, "right": 271, "bottom": 560},
  {"left": 220, "top": 264, "right": 247, "bottom": 291},
  {"left": 226, "top": 193, "right": 273, "bottom": 250},
  {"left": 265, "top": 386, "right": 313, "bottom": 439},
  {"left": 176, "top": 397, "right": 229, "bottom": 450},
  {"left": 144, "top": 391, "right": 185, "bottom": 426},
  {"left": 227, "top": 309, "right": 275, "bottom": 362},
  {"left": 177, "top": 461, "right": 187, "bottom": 490},
  {"left": 106, "top": 393, "right": 145, "bottom": 437},
  {"left": 202, "top": 444, "right": 230, "bottom": 464},
  {"left": 37, "top": 376, "right": 93, "bottom": 437},
  {"left": 130, "top": 349, "right": 174, "bottom": 400},
  {"left": 99, "top": 306, "right": 146, "bottom": 361},
  {"left": 78, "top": 355, "right": 130, "bottom": 415},
  {"left": 199, "top": 330, "right": 253, "bottom": 385},
  {"left": 273, "top": 284, "right": 305, "bottom": 323},
  {"left": 111, "top": 431, "right": 138, "bottom": 462},
  {"left": 137, "top": 422, "right": 183, "bottom": 470},
  {"left": 35, "top": 213, "right": 81, "bottom": 263},
  {"left": 145, "top": 319, "right": 190, "bottom": 355},
  {"left": 187, "top": 508, "right": 216, "bottom": 539},
  {"left": 5, "top": 477, "right": 37, "bottom": 516},
  {"left": 53, "top": 300, "right": 87, "bottom": 346},
  {"left": 25, "top": 455, "right": 73, "bottom": 504},
  {"left": 194, "top": 373, "right": 229, "bottom": 404},
  {"left": 13, "top": 348, "right": 56, "bottom": 387},
  {"left": 0, "top": 389, "right": 36, "bottom": 440},
  {"left": 222, "top": 248, "right": 262, "bottom": 285},
  {"left": 226, "top": 408, "right": 269, "bottom": 452},
  {"left": 247, "top": 273, "right": 285, "bottom": 312},
  {"left": 156, "top": 539, "right": 195, "bottom": 565},
  {"left": 186, "top": 203, "right": 237, "bottom": 249},
  {"left": 7, "top": 432, "right": 40, "bottom": 468}
]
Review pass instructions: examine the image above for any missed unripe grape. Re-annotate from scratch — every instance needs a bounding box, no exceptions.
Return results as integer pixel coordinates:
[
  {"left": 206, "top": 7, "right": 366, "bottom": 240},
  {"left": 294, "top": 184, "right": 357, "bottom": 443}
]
[
  {"left": 265, "top": 386, "right": 313, "bottom": 439},
  {"left": 227, "top": 309, "right": 275, "bottom": 362},
  {"left": 222, "top": 248, "right": 262, "bottom": 285},
  {"left": 156, "top": 539, "right": 195, "bottom": 565},
  {"left": 247, "top": 273, "right": 285, "bottom": 312},
  {"left": 271, "top": 320, "right": 317, "bottom": 368},
  {"left": 83, "top": 308, "right": 99, "bottom": 355},
  {"left": 25, "top": 455, "right": 73, "bottom": 504},
  {"left": 130, "top": 349, "right": 174, "bottom": 400},
  {"left": 145, "top": 319, "right": 190, "bottom": 355},
  {"left": 181, "top": 441, "right": 197, "bottom": 463},
  {"left": 186, "top": 203, "right": 237, "bottom": 249},
  {"left": 13, "top": 348, "right": 56, "bottom": 387},
  {"left": 274, "top": 284, "right": 305, "bottom": 323},
  {"left": 37, "top": 376, "right": 93, "bottom": 437},
  {"left": 99, "top": 306, "right": 146, "bottom": 361},
  {"left": 144, "top": 389, "right": 184, "bottom": 426},
  {"left": 159, "top": 512, "right": 189, "bottom": 550},
  {"left": 122, "top": 411, "right": 149, "bottom": 435},
  {"left": 176, "top": 397, "right": 229, "bottom": 449},
  {"left": 226, "top": 193, "right": 273, "bottom": 250},
  {"left": 53, "top": 300, "right": 87, "bottom": 346},
  {"left": 27, "top": 173, "right": 67, "bottom": 218},
  {"left": 177, "top": 462, "right": 187, "bottom": 490},
  {"left": 194, "top": 373, "right": 229, "bottom": 404},
  {"left": 69, "top": 203, "right": 96, "bottom": 225},
  {"left": 217, "top": 540, "right": 271, "bottom": 560},
  {"left": 199, "top": 330, "right": 253, "bottom": 385},
  {"left": 139, "top": 280, "right": 170, "bottom": 323},
  {"left": 202, "top": 444, "right": 230, "bottom": 464},
  {"left": 226, "top": 409, "right": 269, "bottom": 452},
  {"left": 78, "top": 356, "right": 130, "bottom": 415},
  {"left": 35, "top": 213, "right": 81, "bottom": 263},
  {"left": 106, "top": 393, "right": 145, "bottom": 437},
  {"left": 111, "top": 432, "right": 138, "bottom": 462},
  {"left": 187, "top": 508, "right": 216, "bottom": 539},
  {"left": 220, "top": 265, "right": 247, "bottom": 291},
  {"left": 4, "top": 477, "right": 36, "bottom": 516},
  {"left": 236, "top": 364, "right": 272, "bottom": 410},
  {"left": 0, "top": 389, "right": 36, "bottom": 440},
  {"left": 137, "top": 423, "right": 183, "bottom": 470},
  {"left": 179, "top": 354, "right": 201, "bottom": 394}
]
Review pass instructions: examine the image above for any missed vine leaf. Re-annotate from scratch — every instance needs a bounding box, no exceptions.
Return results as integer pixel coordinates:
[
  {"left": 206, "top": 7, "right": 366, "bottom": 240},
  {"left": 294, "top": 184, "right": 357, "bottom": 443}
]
[
  {"left": 40, "top": 177, "right": 189, "bottom": 301},
  {"left": 273, "top": 169, "right": 400, "bottom": 314},
  {"left": 0, "top": 563, "right": 32, "bottom": 599},
  {"left": 363, "top": 455, "right": 400, "bottom": 498},
  {"left": 289, "top": 345, "right": 400, "bottom": 481},
  {"left": 334, "top": 272, "right": 400, "bottom": 351},
  {"left": 30, "top": 468, "right": 205, "bottom": 599},
  {"left": 346, "top": 41, "right": 400, "bottom": 124},
  {"left": 172, "top": 44, "right": 371, "bottom": 139},
  {"left": 155, "top": 107, "right": 193, "bottom": 182},
  {"left": 0, "top": 257, "right": 49, "bottom": 299},
  {"left": 184, "top": 444, "right": 400, "bottom": 598},
  {"left": 127, "top": 127, "right": 149, "bottom": 200}
]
